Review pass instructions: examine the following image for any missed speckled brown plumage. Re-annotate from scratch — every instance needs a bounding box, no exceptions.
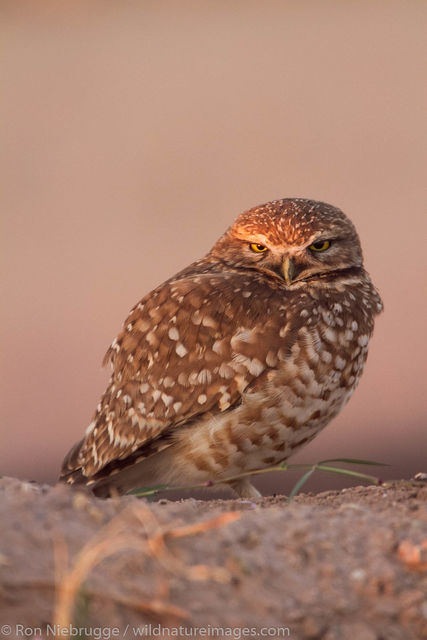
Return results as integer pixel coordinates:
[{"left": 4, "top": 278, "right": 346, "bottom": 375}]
[{"left": 60, "top": 198, "right": 383, "bottom": 498}]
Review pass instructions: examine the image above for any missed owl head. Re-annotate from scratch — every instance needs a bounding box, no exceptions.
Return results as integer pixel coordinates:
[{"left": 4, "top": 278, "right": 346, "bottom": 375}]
[{"left": 210, "top": 198, "right": 363, "bottom": 286}]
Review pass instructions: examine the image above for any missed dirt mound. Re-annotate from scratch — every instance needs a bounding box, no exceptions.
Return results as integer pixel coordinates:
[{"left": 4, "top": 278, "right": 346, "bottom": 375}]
[{"left": 0, "top": 477, "right": 426, "bottom": 639}]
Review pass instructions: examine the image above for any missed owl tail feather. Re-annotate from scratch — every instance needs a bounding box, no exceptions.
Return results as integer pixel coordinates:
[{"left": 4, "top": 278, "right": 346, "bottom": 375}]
[{"left": 59, "top": 444, "right": 175, "bottom": 499}]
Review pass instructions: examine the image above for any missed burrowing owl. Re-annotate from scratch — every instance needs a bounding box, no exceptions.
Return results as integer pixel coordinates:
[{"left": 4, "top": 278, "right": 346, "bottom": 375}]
[{"left": 60, "top": 198, "right": 383, "bottom": 498}]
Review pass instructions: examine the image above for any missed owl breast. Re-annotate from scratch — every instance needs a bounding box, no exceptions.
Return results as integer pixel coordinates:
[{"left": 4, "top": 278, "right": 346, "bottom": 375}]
[{"left": 177, "top": 288, "right": 373, "bottom": 482}]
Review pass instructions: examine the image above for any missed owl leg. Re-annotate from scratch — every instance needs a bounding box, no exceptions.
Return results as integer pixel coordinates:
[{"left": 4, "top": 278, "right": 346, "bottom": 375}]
[{"left": 228, "top": 477, "right": 262, "bottom": 499}]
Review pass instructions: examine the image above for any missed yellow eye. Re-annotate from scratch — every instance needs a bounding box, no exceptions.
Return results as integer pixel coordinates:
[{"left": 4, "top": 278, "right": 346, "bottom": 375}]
[
  {"left": 309, "top": 240, "right": 331, "bottom": 252},
  {"left": 249, "top": 243, "right": 268, "bottom": 253}
]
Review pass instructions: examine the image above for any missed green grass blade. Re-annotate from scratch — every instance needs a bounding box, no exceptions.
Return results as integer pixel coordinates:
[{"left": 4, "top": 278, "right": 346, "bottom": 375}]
[
  {"left": 316, "top": 464, "right": 379, "bottom": 483},
  {"left": 287, "top": 467, "right": 316, "bottom": 503},
  {"left": 318, "top": 457, "right": 388, "bottom": 467},
  {"left": 128, "top": 484, "right": 170, "bottom": 497}
]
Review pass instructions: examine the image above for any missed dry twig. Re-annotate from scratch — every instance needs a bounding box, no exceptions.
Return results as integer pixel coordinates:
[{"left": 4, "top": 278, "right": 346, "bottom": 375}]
[{"left": 53, "top": 502, "right": 240, "bottom": 635}]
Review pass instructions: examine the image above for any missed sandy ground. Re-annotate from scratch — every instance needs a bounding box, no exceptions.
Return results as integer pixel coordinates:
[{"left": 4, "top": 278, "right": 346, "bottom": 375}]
[{"left": 0, "top": 476, "right": 426, "bottom": 640}]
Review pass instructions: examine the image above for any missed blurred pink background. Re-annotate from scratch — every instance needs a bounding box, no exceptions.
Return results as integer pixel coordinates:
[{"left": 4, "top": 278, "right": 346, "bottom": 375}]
[{"left": 1, "top": 1, "right": 426, "bottom": 495}]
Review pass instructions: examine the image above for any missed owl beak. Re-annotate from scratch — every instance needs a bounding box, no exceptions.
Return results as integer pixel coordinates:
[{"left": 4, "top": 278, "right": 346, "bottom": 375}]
[{"left": 282, "top": 256, "right": 296, "bottom": 285}]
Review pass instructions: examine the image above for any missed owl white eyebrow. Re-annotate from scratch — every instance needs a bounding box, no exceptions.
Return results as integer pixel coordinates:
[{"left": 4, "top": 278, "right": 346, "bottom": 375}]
[{"left": 234, "top": 233, "right": 271, "bottom": 246}]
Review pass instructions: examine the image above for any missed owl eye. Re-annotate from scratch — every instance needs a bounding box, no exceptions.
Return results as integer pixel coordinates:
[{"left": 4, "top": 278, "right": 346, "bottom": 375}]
[
  {"left": 309, "top": 240, "right": 331, "bottom": 252},
  {"left": 249, "top": 243, "right": 268, "bottom": 253}
]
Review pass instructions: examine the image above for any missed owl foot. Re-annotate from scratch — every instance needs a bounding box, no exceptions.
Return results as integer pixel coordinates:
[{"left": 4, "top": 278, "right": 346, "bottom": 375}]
[{"left": 228, "top": 478, "right": 262, "bottom": 499}]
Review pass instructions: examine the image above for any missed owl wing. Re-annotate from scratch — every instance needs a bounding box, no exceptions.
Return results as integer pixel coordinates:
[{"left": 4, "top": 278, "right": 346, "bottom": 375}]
[{"left": 60, "top": 271, "right": 291, "bottom": 481}]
